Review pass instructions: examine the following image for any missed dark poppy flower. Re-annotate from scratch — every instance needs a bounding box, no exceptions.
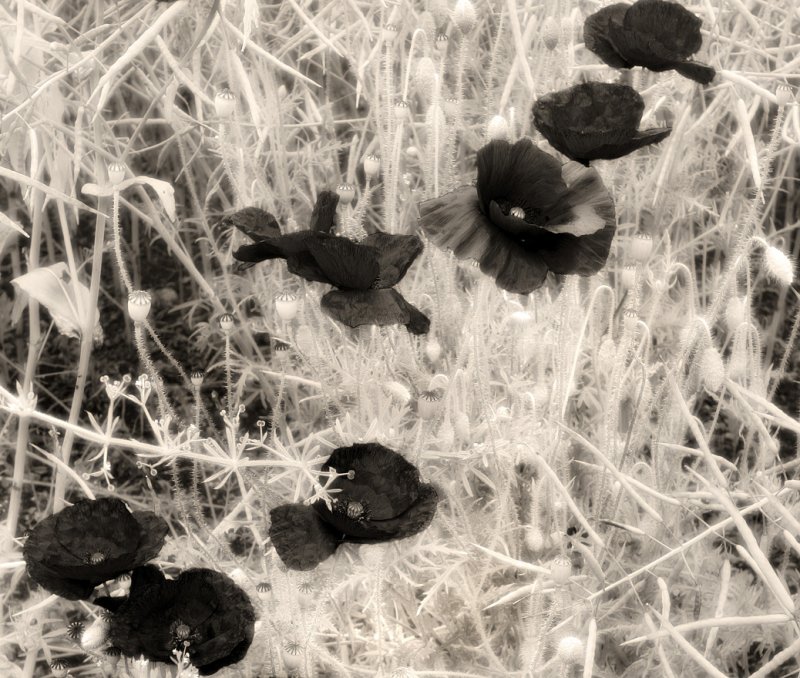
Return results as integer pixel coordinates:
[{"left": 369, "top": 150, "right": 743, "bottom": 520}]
[
  {"left": 232, "top": 193, "right": 430, "bottom": 333},
  {"left": 584, "top": 0, "right": 716, "bottom": 84},
  {"left": 418, "top": 138, "right": 616, "bottom": 294},
  {"left": 268, "top": 443, "right": 439, "bottom": 571},
  {"left": 22, "top": 498, "right": 168, "bottom": 601},
  {"left": 532, "top": 82, "right": 671, "bottom": 164},
  {"left": 94, "top": 565, "right": 255, "bottom": 675}
]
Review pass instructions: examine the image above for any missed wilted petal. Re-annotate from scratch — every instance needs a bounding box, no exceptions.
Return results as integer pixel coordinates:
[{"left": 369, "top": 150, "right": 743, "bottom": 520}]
[
  {"left": 361, "top": 232, "right": 424, "bottom": 287},
  {"left": 583, "top": 3, "right": 632, "bottom": 69},
  {"left": 622, "top": 0, "right": 703, "bottom": 61},
  {"left": 321, "top": 288, "right": 430, "bottom": 334},
  {"left": 222, "top": 207, "right": 281, "bottom": 241},
  {"left": 309, "top": 190, "right": 340, "bottom": 233},
  {"left": 269, "top": 504, "right": 340, "bottom": 571},
  {"left": 306, "top": 235, "right": 380, "bottom": 289}
]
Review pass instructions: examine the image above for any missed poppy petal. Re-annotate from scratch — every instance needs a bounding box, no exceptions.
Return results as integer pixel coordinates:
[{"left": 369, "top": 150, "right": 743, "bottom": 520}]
[
  {"left": 221, "top": 207, "right": 281, "bottom": 242},
  {"left": 361, "top": 232, "right": 424, "bottom": 287},
  {"left": 419, "top": 186, "right": 549, "bottom": 294},
  {"left": 344, "top": 483, "right": 440, "bottom": 543},
  {"left": 672, "top": 60, "right": 716, "bottom": 85},
  {"left": 583, "top": 3, "right": 632, "bottom": 69},
  {"left": 193, "top": 629, "right": 255, "bottom": 675},
  {"left": 233, "top": 230, "right": 317, "bottom": 263},
  {"left": 131, "top": 511, "right": 170, "bottom": 565},
  {"left": 476, "top": 139, "right": 566, "bottom": 222},
  {"left": 306, "top": 235, "right": 380, "bottom": 289},
  {"left": 320, "top": 288, "right": 430, "bottom": 334},
  {"left": 285, "top": 251, "right": 334, "bottom": 284},
  {"left": 268, "top": 504, "right": 340, "bottom": 571},
  {"left": 309, "top": 190, "right": 340, "bottom": 233},
  {"left": 544, "top": 162, "right": 616, "bottom": 237},
  {"left": 25, "top": 559, "right": 95, "bottom": 600},
  {"left": 622, "top": 0, "right": 703, "bottom": 61}
]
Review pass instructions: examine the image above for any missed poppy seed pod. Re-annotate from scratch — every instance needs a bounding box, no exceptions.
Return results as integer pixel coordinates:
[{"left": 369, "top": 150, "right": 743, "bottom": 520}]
[
  {"left": 67, "top": 621, "right": 85, "bottom": 640},
  {"left": 127, "top": 291, "right": 152, "bottom": 323},
  {"left": 776, "top": 84, "right": 795, "bottom": 107},
  {"left": 619, "top": 265, "right": 637, "bottom": 290},
  {"left": 417, "top": 390, "right": 443, "bottom": 420},
  {"left": 763, "top": 246, "right": 794, "bottom": 286},
  {"left": 275, "top": 292, "right": 299, "bottom": 321},
  {"left": 214, "top": 88, "right": 236, "bottom": 118},
  {"left": 50, "top": 660, "right": 69, "bottom": 678},
  {"left": 363, "top": 154, "right": 381, "bottom": 180},
  {"left": 80, "top": 617, "right": 110, "bottom": 651},
  {"left": 435, "top": 33, "right": 448, "bottom": 52},
  {"left": 336, "top": 183, "right": 356, "bottom": 205},
  {"left": 383, "top": 23, "right": 399, "bottom": 43},
  {"left": 557, "top": 635, "right": 585, "bottom": 665},
  {"left": 219, "top": 313, "right": 235, "bottom": 333},
  {"left": 629, "top": 233, "right": 653, "bottom": 262},
  {"left": 443, "top": 97, "right": 459, "bottom": 117},
  {"left": 190, "top": 369, "right": 205, "bottom": 387},
  {"left": 394, "top": 100, "right": 411, "bottom": 121},
  {"left": 108, "top": 161, "right": 126, "bottom": 186},
  {"left": 550, "top": 555, "right": 572, "bottom": 585},
  {"left": 282, "top": 640, "right": 304, "bottom": 670},
  {"left": 487, "top": 114, "right": 509, "bottom": 140},
  {"left": 453, "top": 0, "right": 477, "bottom": 34}
]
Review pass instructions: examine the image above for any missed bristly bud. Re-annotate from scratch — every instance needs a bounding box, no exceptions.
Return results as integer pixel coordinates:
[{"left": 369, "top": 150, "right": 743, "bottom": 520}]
[
  {"left": 363, "top": 154, "right": 381, "bottom": 180},
  {"left": 724, "top": 296, "right": 748, "bottom": 332},
  {"left": 417, "top": 390, "right": 443, "bottom": 420},
  {"left": 542, "top": 17, "right": 559, "bottom": 50},
  {"left": 394, "top": 100, "right": 410, "bottom": 121},
  {"left": 383, "top": 23, "right": 399, "bottom": 43},
  {"left": 629, "top": 233, "right": 653, "bottom": 263},
  {"left": 453, "top": 0, "right": 477, "bottom": 34},
  {"left": 699, "top": 346, "right": 725, "bottom": 392},
  {"left": 275, "top": 292, "right": 299, "bottom": 321},
  {"left": 336, "top": 183, "right": 355, "bottom": 205},
  {"left": 80, "top": 617, "right": 110, "bottom": 651},
  {"left": 557, "top": 635, "right": 585, "bottom": 665},
  {"left": 414, "top": 57, "right": 437, "bottom": 92},
  {"left": 776, "top": 84, "right": 795, "bottom": 107},
  {"left": 219, "top": 313, "right": 235, "bottom": 333},
  {"left": 107, "top": 161, "right": 126, "bottom": 186},
  {"left": 550, "top": 555, "right": 572, "bottom": 585},
  {"left": 524, "top": 526, "right": 545, "bottom": 553},
  {"left": 127, "top": 290, "right": 152, "bottom": 323},
  {"left": 214, "top": 88, "right": 236, "bottom": 118},
  {"left": 763, "top": 246, "right": 794, "bottom": 286},
  {"left": 190, "top": 369, "right": 205, "bottom": 387},
  {"left": 384, "top": 380, "right": 412, "bottom": 405},
  {"left": 487, "top": 114, "right": 509, "bottom": 141}
]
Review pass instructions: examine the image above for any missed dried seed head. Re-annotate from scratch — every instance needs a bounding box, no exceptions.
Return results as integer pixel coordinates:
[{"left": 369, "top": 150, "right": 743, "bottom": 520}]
[
  {"left": 275, "top": 292, "right": 299, "bottom": 321},
  {"left": 107, "top": 161, "right": 126, "bottom": 186},
  {"left": 127, "top": 290, "right": 152, "bottom": 323},
  {"left": 763, "top": 246, "right": 794, "bottom": 286},
  {"left": 256, "top": 581, "right": 272, "bottom": 593},
  {"left": 67, "top": 621, "right": 84, "bottom": 640},
  {"left": 557, "top": 635, "right": 585, "bottom": 665},
  {"left": 487, "top": 114, "right": 509, "bottom": 141},
  {"left": 336, "top": 183, "right": 356, "bottom": 204},
  {"left": 363, "top": 154, "right": 381, "bottom": 180},
  {"left": 214, "top": 88, "right": 236, "bottom": 118},
  {"left": 453, "top": 0, "right": 477, "bottom": 34},
  {"left": 190, "top": 369, "right": 205, "bottom": 387}
]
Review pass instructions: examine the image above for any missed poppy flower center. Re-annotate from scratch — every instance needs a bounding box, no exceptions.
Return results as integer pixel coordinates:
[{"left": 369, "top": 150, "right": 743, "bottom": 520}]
[
  {"left": 174, "top": 623, "right": 192, "bottom": 641},
  {"left": 87, "top": 551, "right": 106, "bottom": 565},
  {"left": 510, "top": 206, "right": 526, "bottom": 219},
  {"left": 346, "top": 501, "right": 365, "bottom": 519}
]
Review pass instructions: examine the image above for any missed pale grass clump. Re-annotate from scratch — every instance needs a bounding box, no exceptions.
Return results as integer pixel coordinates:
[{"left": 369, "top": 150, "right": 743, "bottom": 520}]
[{"left": 1, "top": 0, "right": 799, "bottom": 677}]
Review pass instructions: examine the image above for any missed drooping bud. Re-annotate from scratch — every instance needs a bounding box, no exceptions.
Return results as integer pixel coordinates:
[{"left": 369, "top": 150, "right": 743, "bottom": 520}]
[
  {"left": 363, "top": 154, "right": 381, "bottom": 180},
  {"left": 453, "top": 0, "right": 477, "bottom": 34},
  {"left": 542, "top": 17, "right": 559, "bottom": 50},
  {"left": 557, "top": 635, "right": 585, "bottom": 665},
  {"left": 699, "top": 346, "right": 725, "bottom": 392},
  {"left": 275, "top": 292, "right": 299, "bottom": 321},
  {"left": 763, "top": 246, "right": 794, "bottom": 286},
  {"left": 487, "top": 114, "right": 509, "bottom": 140},
  {"left": 214, "top": 88, "right": 236, "bottom": 118},
  {"left": 219, "top": 313, "right": 235, "bottom": 333},
  {"left": 107, "top": 161, "right": 126, "bottom": 186},
  {"left": 629, "top": 233, "right": 653, "bottom": 262},
  {"left": 417, "top": 390, "right": 443, "bottom": 420},
  {"left": 336, "top": 183, "right": 356, "bottom": 205},
  {"left": 190, "top": 369, "right": 205, "bottom": 387},
  {"left": 127, "top": 290, "right": 152, "bottom": 323},
  {"left": 724, "top": 296, "right": 748, "bottom": 332}
]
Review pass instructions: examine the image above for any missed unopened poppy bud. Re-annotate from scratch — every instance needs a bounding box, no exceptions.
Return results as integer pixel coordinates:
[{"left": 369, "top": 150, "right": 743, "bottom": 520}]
[
  {"left": 277, "top": 84, "right": 288, "bottom": 99},
  {"left": 557, "top": 635, "right": 585, "bottom": 665},
  {"left": 363, "top": 154, "right": 381, "bottom": 180},
  {"left": 190, "top": 369, "right": 205, "bottom": 387},
  {"left": 80, "top": 617, "right": 109, "bottom": 651},
  {"left": 214, "top": 88, "right": 236, "bottom": 118},
  {"left": 763, "top": 246, "right": 794, "bottom": 286},
  {"left": 776, "top": 84, "right": 795, "bottom": 107},
  {"left": 542, "top": 17, "right": 559, "bottom": 50},
  {"left": 219, "top": 313, "right": 235, "bottom": 333},
  {"left": 383, "top": 23, "right": 399, "bottom": 43},
  {"left": 435, "top": 33, "right": 448, "bottom": 52},
  {"left": 394, "top": 100, "right": 410, "bottom": 121},
  {"left": 275, "top": 292, "right": 299, "bottom": 321},
  {"left": 337, "top": 183, "right": 355, "bottom": 204},
  {"left": 384, "top": 380, "right": 412, "bottom": 405},
  {"left": 724, "top": 296, "right": 748, "bottom": 332},
  {"left": 108, "top": 161, "right": 126, "bottom": 185},
  {"left": 525, "top": 525, "right": 545, "bottom": 553},
  {"left": 620, "top": 265, "right": 637, "bottom": 290},
  {"left": 127, "top": 290, "right": 151, "bottom": 323},
  {"left": 453, "top": 0, "right": 477, "bottom": 34},
  {"left": 50, "top": 660, "right": 69, "bottom": 678},
  {"left": 487, "top": 114, "right": 509, "bottom": 140},
  {"left": 415, "top": 57, "right": 437, "bottom": 92},
  {"left": 425, "top": 339, "right": 442, "bottom": 363},
  {"left": 417, "top": 390, "right": 442, "bottom": 420},
  {"left": 406, "top": 145, "right": 420, "bottom": 158},
  {"left": 550, "top": 555, "right": 572, "bottom": 585},
  {"left": 629, "top": 233, "right": 653, "bottom": 262},
  {"left": 699, "top": 346, "right": 725, "bottom": 392}
]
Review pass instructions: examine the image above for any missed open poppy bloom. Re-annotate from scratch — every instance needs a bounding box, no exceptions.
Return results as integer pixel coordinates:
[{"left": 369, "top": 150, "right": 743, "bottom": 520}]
[
  {"left": 22, "top": 498, "right": 168, "bottom": 600},
  {"left": 584, "top": 0, "right": 715, "bottom": 85},
  {"left": 269, "top": 443, "right": 439, "bottom": 571},
  {"left": 532, "top": 82, "right": 671, "bottom": 164},
  {"left": 232, "top": 192, "right": 430, "bottom": 334},
  {"left": 418, "top": 138, "right": 616, "bottom": 294},
  {"left": 94, "top": 566, "right": 255, "bottom": 675}
]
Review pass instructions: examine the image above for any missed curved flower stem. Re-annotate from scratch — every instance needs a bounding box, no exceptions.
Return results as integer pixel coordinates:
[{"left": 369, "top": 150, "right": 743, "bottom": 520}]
[
  {"left": 111, "top": 188, "right": 132, "bottom": 293},
  {"left": 225, "top": 333, "right": 234, "bottom": 416}
]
